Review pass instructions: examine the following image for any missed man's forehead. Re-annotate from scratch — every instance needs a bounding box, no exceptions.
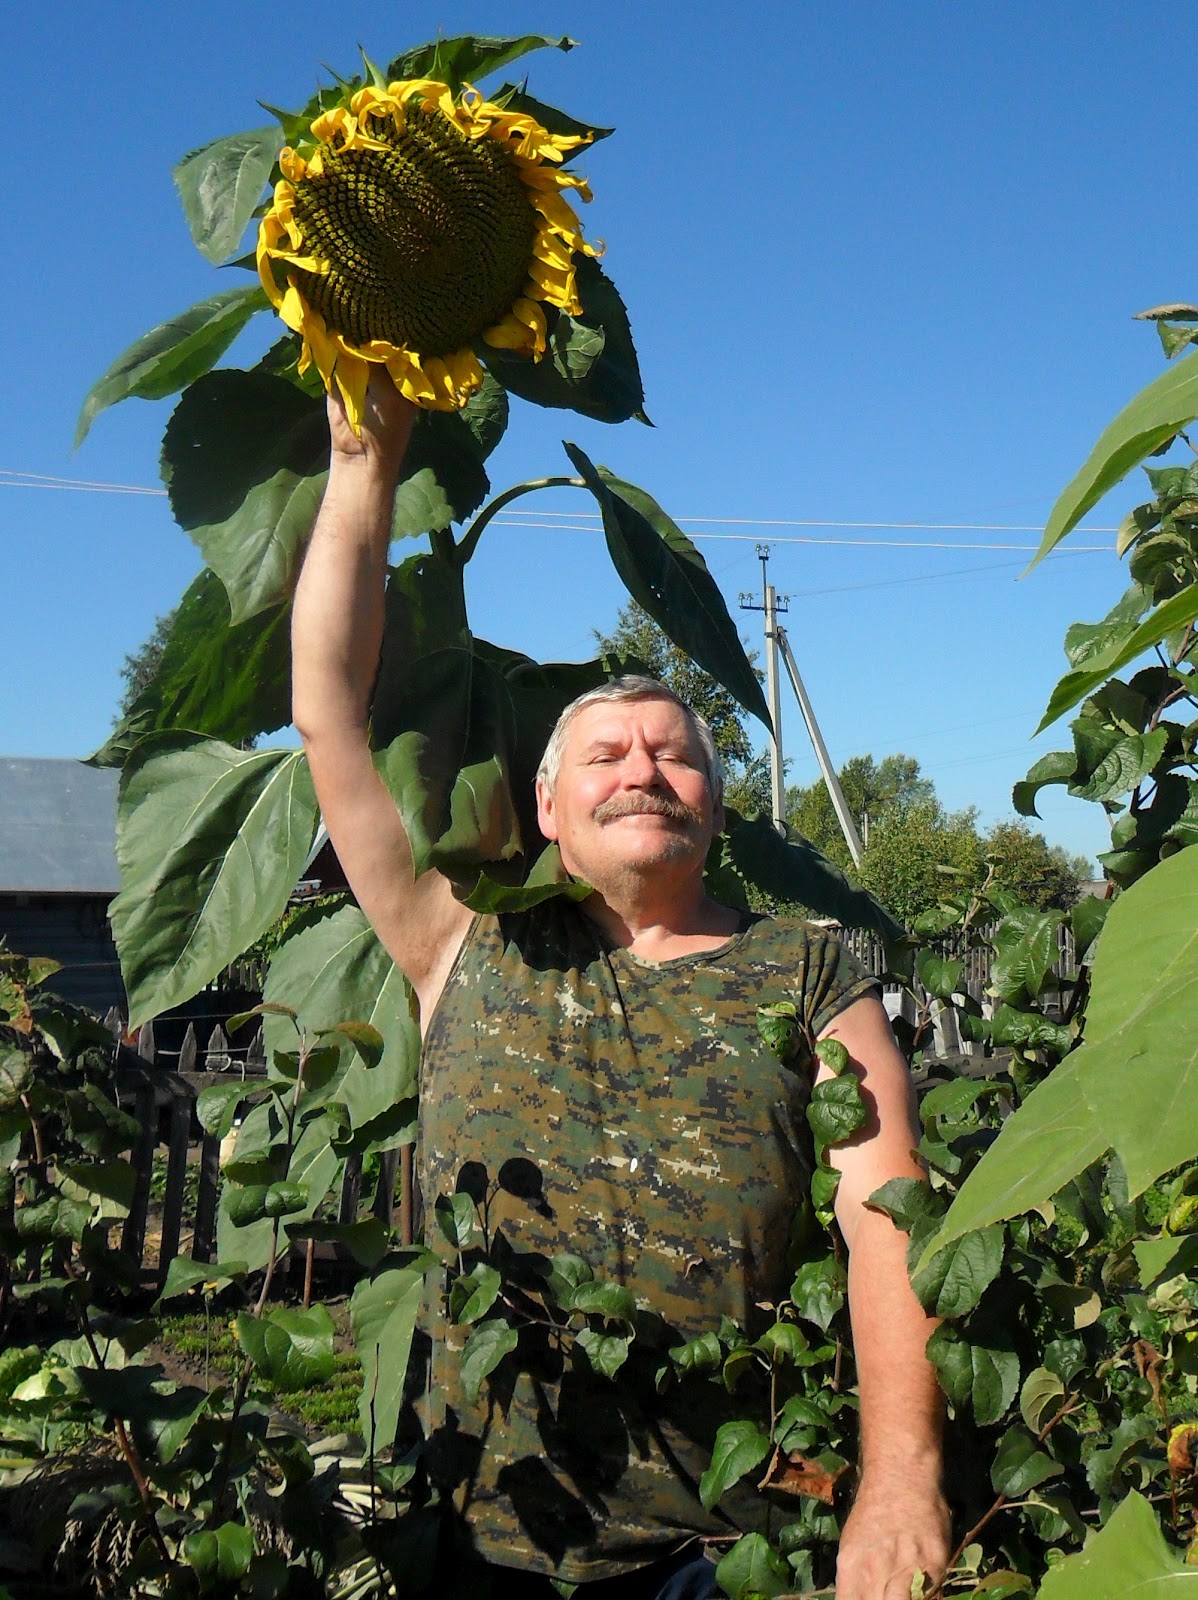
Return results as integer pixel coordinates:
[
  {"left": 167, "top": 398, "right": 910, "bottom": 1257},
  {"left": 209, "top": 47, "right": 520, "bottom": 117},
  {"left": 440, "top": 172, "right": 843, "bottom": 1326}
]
[{"left": 566, "top": 695, "right": 698, "bottom": 750}]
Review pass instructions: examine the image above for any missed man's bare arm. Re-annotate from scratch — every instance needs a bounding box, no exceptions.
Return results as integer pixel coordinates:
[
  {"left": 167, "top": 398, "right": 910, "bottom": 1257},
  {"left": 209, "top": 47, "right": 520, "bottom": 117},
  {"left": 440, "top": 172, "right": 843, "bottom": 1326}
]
[
  {"left": 292, "top": 382, "right": 473, "bottom": 1024},
  {"left": 817, "top": 994, "right": 951, "bottom": 1600}
]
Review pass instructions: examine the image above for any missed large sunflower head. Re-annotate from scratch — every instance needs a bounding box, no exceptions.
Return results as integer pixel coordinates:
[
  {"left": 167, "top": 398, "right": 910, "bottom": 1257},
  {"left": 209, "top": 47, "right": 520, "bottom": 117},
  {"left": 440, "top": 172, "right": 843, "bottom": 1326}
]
[{"left": 256, "top": 77, "right": 598, "bottom": 429}]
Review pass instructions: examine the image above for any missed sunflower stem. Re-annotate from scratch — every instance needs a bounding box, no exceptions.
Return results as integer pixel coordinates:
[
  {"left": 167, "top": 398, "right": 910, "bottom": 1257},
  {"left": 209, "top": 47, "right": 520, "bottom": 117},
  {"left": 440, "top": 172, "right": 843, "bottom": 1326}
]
[{"left": 457, "top": 476, "right": 586, "bottom": 564}]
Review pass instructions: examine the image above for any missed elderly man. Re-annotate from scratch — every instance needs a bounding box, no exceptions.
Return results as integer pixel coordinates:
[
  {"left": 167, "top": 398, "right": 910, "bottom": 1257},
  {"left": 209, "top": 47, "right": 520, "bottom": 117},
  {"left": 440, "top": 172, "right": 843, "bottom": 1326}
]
[{"left": 292, "top": 380, "right": 950, "bottom": 1600}]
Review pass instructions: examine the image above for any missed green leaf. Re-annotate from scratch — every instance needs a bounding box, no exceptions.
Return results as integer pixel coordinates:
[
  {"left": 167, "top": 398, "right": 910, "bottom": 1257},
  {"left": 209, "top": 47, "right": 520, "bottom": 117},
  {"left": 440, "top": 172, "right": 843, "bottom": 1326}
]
[
  {"left": 110, "top": 736, "right": 318, "bottom": 1026},
  {"left": 1013, "top": 751, "right": 1078, "bottom": 819},
  {"left": 1036, "top": 1491, "right": 1198, "bottom": 1599},
  {"left": 157, "top": 1256, "right": 247, "bottom": 1303},
  {"left": 217, "top": 1109, "right": 341, "bottom": 1271},
  {"left": 58, "top": 1160, "right": 135, "bottom": 1210},
  {"left": 1070, "top": 894, "right": 1111, "bottom": 961},
  {"left": 391, "top": 382, "right": 506, "bottom": 538},
  {"left": 668, "top": 1331, "right": 723, "bottom": 1373},
  {"left": 1069, "top": 728, "right": 1168, "bottom": 804},
  {"left": 162, "top": 370, "right": 327, "bottom": 623},
  {"left": 916, "top": 948, "right": 963, "bottom": 999},
  {"left": 492, "top": 85, "right": 614, "bottom": 153},
  {"left": 435, "top": 1192, "right": 481, "bottom": 1250},
  {"left": 91, "top": 570, "right": 292, "bottom": 765},
  {"left": 234, "top": 1304, "right": 335, "bottom": 1392},
  {"left": 263, "top": 901, "right": 419, "bottom": 1137},
  {"left": 911, "top": 1224, "right": 1005, "bottom": 1318},
  {"left": 195, "top": 1080, "right": 250, "bottom": 1139},
  {"left": 756, "top": 1321, "right": 810, "bottom": 1366},
  {"left": 575, "top": 1328, "right": 630, "bottom": 1379},
  {"left": 75, "top": 286, "right": 267, "bottom": 446},
  {"left": 990, "top": 1426, "right": 1064, "bottom": 1496},
  {"left": 182, "top": 1522, "right": 255, "bottom": 1585},
  {"left": 174, "top": 126, "right": 283, "bottom": 264},
  {"left": 1037, "top": 584, "right": 1198, "bottom": 731},
  {"left": 453, "top": 1264, "right": 502, "bottom": 1325},
  {"left": 568, "top": 1281, "right": 637, "bottom": 1325},
  {"left": 807, "top": 1074, "right": 866, "bottom": 1150},
  {"left": 1064, "top": 585, "right": 1152, "bottom": 669},
  {"left": 926, "top": 1322, "right": 1019, "bottom": 1426},
  {"left": 350, "top": 1259, "right": 428, "bottom": 1452},
  {"left": 460, "top": 1320, "right": 519, "bottom": 1402},
  {"left": 698, "top": 1419, "right": 772, "bottom": 1511},
  {"left": 484, "top": 258, "right": 646, "bottom": 425},
  {"left": 1033, "top": 350, "right": 1198, "bottom": 565},
  {"left": 989, "top": 909, "right": 1064, "bottom": 1004},
  {"left": 565, "top": 444, "right": 768, "bottom": 730},
  {"left": 728, "top": 813, "right": 903, "bottom": 941},
  {"left": 929, "top": 844, "right": 1198, "bottom": 1256},
  {"left": 867, "top": 1176, "right": 942, "bottom": 1233},
  {"left": 387, "top": 33, "right": 575, "bottom": 91},
  {"left": 1019, "top": 1366, "right": 1066, "bottom": 1432},
  {"left": 789, "top": 1257, "right": 847, "bottom": 1334},
  {"left": 714, "top": 1533, "right": 791, "bottom": 1600}
]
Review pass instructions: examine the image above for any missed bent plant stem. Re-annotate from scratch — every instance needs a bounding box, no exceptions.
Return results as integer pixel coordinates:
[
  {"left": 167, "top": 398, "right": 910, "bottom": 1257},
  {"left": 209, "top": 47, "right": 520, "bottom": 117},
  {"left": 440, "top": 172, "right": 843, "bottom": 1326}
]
[
  {"left": 923, "top": 1395, "right": 1080, "bottom": 1600},
  {"left": 62, "top": 1256, "right": 176, "bottom": 1574},
  {"left": 456, "top": 475, "right": 585, "bottom": 563}
]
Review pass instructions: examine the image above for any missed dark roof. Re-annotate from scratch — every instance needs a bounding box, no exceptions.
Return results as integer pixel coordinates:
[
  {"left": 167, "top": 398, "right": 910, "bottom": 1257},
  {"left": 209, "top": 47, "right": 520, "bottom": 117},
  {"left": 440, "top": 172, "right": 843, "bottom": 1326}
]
[{"left": 0, "top": 758, "right": 119, "bottom": 893}]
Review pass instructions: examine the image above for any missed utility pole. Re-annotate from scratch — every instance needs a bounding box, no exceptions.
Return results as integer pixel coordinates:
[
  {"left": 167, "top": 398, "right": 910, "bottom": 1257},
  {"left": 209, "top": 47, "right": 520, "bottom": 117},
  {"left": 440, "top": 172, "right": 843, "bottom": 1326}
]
[
  {"left": 740, "top": 544, "right": 865, "bottom": 866},
  {"left": 739, "top": 546, "right": 787, "bottom": 833}
]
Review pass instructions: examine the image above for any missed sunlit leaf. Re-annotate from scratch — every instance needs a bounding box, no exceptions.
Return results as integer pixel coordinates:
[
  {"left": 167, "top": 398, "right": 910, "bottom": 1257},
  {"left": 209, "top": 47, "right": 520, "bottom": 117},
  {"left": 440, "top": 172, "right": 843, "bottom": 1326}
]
[{"left": 174, "top": 126, "right": 284, "bottom": 263}]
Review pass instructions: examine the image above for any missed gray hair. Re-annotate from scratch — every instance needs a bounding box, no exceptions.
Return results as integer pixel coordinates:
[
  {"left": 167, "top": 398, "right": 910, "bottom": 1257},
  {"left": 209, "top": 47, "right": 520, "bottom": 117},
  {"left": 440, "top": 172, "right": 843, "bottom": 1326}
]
[{"left": 536, "top": 675, "right": 724, "bottom": 801}]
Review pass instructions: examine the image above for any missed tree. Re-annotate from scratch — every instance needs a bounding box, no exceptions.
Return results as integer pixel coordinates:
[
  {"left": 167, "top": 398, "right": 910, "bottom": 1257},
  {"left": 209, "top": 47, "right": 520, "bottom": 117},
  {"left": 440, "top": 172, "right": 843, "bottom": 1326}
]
[
  {"left": 789, "top": 753, "right": 934, "bottom": 869},
  {"left": 855, "top": 799, "right": 984, "bottom": 926},
  {"left": 595, "top": 601, "right": 758, "bottom": 772},
  {"left": 982, "top": 819, "right": 1091, "bottom": 911},
  {"left": 116, "top": 608, "right": 176, "bottom": 719}
]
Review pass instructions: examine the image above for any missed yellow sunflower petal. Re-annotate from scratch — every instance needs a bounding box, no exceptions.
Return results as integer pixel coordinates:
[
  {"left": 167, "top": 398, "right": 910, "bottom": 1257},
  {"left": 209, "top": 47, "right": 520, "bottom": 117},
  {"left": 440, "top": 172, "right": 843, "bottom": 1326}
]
[
  {"left": 279, "top": 148, "right": 310, "bottom": 183},
  {"left": 332, "top": 349, "right": 371, "bottom": 434}
]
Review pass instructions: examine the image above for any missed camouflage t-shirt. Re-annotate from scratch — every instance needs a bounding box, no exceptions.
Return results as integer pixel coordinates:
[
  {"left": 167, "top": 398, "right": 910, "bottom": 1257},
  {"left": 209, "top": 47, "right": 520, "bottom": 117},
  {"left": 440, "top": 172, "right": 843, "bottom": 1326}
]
[{"left": 417, "top": 898, "right": 878, "bottom": 1583}]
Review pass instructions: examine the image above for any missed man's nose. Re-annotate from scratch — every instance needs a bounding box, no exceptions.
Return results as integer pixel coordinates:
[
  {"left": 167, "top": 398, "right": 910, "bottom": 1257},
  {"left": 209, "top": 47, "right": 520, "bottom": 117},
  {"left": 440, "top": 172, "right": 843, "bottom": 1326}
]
[{"left": 620, "top": 745, "right": 661, "bottom": 787}]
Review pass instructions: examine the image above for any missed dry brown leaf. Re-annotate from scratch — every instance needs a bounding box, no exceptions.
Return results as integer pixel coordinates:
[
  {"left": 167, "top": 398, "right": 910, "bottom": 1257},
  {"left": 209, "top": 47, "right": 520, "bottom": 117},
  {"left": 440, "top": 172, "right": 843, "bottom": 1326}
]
[{"left": 757, "top": 1444, "right": 847, "bottom": 1504}]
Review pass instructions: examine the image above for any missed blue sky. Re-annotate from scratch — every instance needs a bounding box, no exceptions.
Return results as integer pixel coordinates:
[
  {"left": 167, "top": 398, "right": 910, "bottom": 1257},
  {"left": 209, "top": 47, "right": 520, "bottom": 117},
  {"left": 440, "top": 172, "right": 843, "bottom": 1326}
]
[{"left": 5, "top": 0, "right": 1194, "bottom": 868}]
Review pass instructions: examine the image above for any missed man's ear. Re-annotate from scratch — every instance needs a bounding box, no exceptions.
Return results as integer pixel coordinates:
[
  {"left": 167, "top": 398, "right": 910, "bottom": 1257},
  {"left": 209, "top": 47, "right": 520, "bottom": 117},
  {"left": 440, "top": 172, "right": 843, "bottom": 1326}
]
[{"left": 536, "top": 777, "right": 559, "bottom": 841}]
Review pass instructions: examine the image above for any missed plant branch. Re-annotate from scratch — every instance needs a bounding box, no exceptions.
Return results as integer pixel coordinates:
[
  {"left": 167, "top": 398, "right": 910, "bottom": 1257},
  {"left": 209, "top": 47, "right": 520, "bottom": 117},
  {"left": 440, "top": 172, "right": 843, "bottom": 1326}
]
[{"left": 457, "top": 476, "right": 586, "bottom": 564}]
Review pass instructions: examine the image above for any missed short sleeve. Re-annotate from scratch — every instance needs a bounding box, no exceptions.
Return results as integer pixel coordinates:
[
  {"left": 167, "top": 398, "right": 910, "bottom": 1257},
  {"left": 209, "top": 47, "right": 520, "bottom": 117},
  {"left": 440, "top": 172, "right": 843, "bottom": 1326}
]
[{"left": 795, "top": 928, "right": 881, "bottom": 1037}]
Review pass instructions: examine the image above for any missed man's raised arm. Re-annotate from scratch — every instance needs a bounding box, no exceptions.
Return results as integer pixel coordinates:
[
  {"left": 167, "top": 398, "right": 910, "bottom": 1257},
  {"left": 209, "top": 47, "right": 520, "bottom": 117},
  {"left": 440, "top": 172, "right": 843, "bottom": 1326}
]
[{"left": 291, "top": 381, "right": 473, "bottom": 1024}]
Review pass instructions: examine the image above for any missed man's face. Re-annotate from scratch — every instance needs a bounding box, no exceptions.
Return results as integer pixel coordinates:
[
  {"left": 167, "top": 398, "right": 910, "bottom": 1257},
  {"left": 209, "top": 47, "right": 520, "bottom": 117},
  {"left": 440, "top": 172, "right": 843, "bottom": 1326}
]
[{"left": 535, "top": 696, "right": 723, "bottom": 885}]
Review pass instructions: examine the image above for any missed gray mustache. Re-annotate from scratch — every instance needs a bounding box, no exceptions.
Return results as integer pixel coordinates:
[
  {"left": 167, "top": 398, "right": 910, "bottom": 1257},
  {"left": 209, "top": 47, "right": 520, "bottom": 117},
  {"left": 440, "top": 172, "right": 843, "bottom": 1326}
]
[{"left": 592, "top": 793, "right": 703, "bottom": 825}]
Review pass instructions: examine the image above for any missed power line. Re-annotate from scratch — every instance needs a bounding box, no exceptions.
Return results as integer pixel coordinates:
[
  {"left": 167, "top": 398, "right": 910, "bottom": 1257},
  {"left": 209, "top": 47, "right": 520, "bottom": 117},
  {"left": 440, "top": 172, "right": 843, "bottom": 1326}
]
[{"left": 488, "top": 516, "right": 1109, "bottom": 553}]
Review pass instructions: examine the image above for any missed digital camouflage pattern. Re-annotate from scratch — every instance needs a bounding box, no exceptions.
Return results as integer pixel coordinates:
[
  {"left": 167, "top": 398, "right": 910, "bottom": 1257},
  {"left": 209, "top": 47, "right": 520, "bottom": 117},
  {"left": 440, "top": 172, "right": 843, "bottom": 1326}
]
[{"left": 417, "top": 899, "right": 878, "bottom": 1582}]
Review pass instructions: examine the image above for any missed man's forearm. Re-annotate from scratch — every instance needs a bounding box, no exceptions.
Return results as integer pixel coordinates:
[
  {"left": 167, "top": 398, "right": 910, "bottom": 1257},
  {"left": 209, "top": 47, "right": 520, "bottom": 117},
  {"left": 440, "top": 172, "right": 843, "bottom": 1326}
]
[{"left": 848, "top": 1206, "right": 943, "bottom": 1487}]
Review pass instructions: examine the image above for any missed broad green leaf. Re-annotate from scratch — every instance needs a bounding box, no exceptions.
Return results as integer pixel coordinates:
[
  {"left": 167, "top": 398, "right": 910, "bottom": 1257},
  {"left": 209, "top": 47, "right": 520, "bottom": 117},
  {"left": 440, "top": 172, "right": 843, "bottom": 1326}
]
[
  {"left": 452, "top": 845, "right": 593, "bottom": 915},
  {"left": 989, "top": 909, "right": 1064, "bottom": 1004},
  {"left": 91, "top": 570, "right": 291, "bottom": 765},
  {"left": 698, "top": 1420, "right": 772, "bottom": 1511},
  {"left": 1070, "top": 894, "right": 1111, "bottom": 961},
  {"left": 566, "top": 444, "right": 769, "bottom": 729},
  {"left": 669, "top": 1331, "right": 723, "bottom": 1373},
  {"left": 291, "top": 1217, "right": 392, "bottom": 1268},
  {"left": 916, "top": 948, "right": 963, "bottom": 999},
  {"left": 111, "top": 736, "right": 318, "bottom": 1026},
  {"left": 1064, "top": 585, "right": 1151, "bottom": 669},
  {"left": 867, "top": 1176, "right": 942, "bottom": 1233},
  {"left": 926, "top": 1322, "right": 1019, "bottom": 1426},
  {"left": 460, "top": 1320, "right": 519, "bottom": 1402},
  {"left": 1033, "top": 350, "right": 1198, "bottom": 565},
  {"left": 911, "top": 1225, "right": 1004, "bottom": 1319},
  {"left": 391, "top": 387, "right": 506, "bottom": 538},
  {"left": 453, "top": 1264, "right": 502, "bottom": 1325},
  {"left": 217, "top": 1108, "right": 341, "bottom": 1271},
  {"left": 1013, "top": 751, "right": 1077, "bottom": 819},
  {"left": 990, "top": 1427, "right": 1064, "bottom": 1496},
  {"left": 568, "top": 1281, "right": 637, "bottom": 1325},
  {"left": 727, "top": 813, "right": 903, "bottom": 942},
  {"left": 714, "top": 1533, "right": 791, "bottom": 1600},
  {"left": 157, "top": 1257, "right": 247, "bottom": 1303},
  {"left": 756, "top": 1321, "right": 810, "bottom": 1366},
  {"left": 1036, "top": 1490, "right": 1198, "bottom": 1598},
  {"left": 58, "top": 1160, "right": 135, "bottom": 1210},
  {"left": 75, "top": 286, "right": 267, "bottom": 445},
  {"left": 789, "top": 1257, "right": 847, "bottom": 1334},
  {"left": 1069, "top": 728, "right": 1168, "bottom": 804},
  {"left": 807, "top": 1074, "right": 867, "bottom": 1150},
  {"left": 174, "top": 126, "right": 283, "bottom": 263},
  {"left": 182, "top": 1522, "right": 255, "bottom": 1584},
  {"left": 235, "top": 1304, "right": 335, "bottom": 1392},
  {"left": 435, "top": 1192, "right": 481, "bottom": 1250},
  {"left": 1037, "top": 584, "right": 1198, "bottom": 731},
  {"left": 928, "top": 844, "right": 1198, "bottom": 1257},
  {"left": 263, "top": 901, "right": 419, "bottom": 1139},
  {"left": 351, "top": 1259, "right": 428, "bottom": 1452},
  {"left": 575, "top": 1328, "right": 630, "bottom": 1378},
  {"left": 195, "top": 1080, "right": 250, "bottom": 1139},
  {"left": 1020, "top": 1367, "right": 1066, "bottom": 1432},
  {"left": 484, "top": 258, "right": 646, "bottom": 425},
  {"left": 387, "top": 33, "right": 575, "bottom": 91},
  {"left": 162, "top": 371, "right": 327, "bottom": 623}
]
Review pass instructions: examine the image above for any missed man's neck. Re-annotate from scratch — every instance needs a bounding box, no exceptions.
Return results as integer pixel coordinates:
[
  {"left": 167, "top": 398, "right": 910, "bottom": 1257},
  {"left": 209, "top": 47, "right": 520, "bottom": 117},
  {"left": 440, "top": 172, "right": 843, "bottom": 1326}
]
[{"left": 581, "top": 877, "right": 742, "bottom": 960}]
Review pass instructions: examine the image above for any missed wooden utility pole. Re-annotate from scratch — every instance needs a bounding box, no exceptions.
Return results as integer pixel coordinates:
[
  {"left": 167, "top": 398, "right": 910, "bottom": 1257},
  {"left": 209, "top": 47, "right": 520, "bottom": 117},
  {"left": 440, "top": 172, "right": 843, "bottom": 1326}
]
[{"left": 740, "top": 544, "right": 864, "bottom": 866}]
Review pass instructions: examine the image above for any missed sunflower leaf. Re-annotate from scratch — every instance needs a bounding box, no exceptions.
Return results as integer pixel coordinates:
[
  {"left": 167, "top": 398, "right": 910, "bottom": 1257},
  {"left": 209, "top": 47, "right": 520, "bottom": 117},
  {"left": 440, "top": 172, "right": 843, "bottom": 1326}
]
[
  {"left": 110, "top": 736, "right": 318, "bottom": 1026},
  {"left": 76, "top": 287, "right": 268, "bottom": 447},
  {"left": 173, "top": 126, "right": 284, "bottom": 265},
  {"left": 564, "top": 444, "right": 769, "bottom": 728},
  {"left": 725, "top": 812, "right": 903, "bottom": 944},
  {"left": 491, "top": 85, "right": 614, "bottom": 155},
  {"left": 89, "top": 569, "right": 291, "bottom": 767},
  {"left": 162, "top": 371, "right": 328, "bottom": 623},
  {"left": 484, "top": 258, "right": 647, "bottom": 425},
  {"left": 386, "top": 35, "right": 576, "bottom": 93}
]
